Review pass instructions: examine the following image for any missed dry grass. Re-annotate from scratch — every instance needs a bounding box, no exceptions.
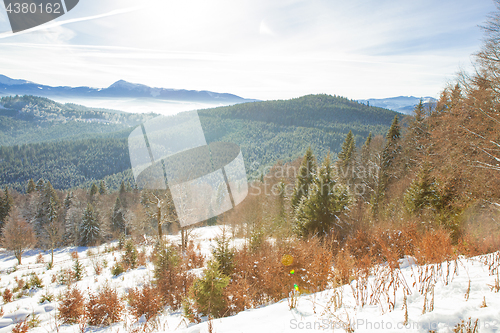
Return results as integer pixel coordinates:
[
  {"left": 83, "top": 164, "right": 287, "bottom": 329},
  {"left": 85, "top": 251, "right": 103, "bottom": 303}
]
[{"left": 11, "top": 321, "right": 29, "bottom": 333}]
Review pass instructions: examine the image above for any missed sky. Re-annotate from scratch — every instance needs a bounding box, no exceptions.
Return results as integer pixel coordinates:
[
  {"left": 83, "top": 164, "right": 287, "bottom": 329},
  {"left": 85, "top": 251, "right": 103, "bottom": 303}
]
[{"left": 0, "top": 0, "right": 497, "bottom": 101}]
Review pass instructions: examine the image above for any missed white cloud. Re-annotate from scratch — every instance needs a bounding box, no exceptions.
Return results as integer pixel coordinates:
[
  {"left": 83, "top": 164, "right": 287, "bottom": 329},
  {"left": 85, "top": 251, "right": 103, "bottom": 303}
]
[
  {"left": 0, "top": 0, "right": 496, "bottom": 101},
  {"left": 259, "top": 20, "right": 274, "bottom": 36}
]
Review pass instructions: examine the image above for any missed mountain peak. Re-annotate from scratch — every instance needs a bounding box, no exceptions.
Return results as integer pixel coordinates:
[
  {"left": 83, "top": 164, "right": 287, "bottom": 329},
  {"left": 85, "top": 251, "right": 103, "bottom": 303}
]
[
  {"left": 0, "top": 74, "right": 33, "bottom": 86},
  {"left": 108, "top": 80, "right": 148, "bottom": 90}
]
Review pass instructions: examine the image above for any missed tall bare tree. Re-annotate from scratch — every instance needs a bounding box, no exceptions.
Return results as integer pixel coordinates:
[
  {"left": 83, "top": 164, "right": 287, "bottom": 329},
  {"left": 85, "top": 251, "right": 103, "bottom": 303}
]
[{"left": 1, "top": 209, "right": 36, "bottom": 265}]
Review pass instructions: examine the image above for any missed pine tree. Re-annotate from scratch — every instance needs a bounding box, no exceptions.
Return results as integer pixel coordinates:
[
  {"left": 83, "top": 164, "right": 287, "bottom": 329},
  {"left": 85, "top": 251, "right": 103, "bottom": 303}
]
[
  {"left": 213, "top": 230, "right": 234, "bottom": 276},
  {"left": 291, "top": 147, "right": 317, "bottom": 208},
  {"left": 35, "top": 178, "right": 45, "bottom": 191},
  {"left": 119, "top": 181, "right": 126, "bottom": 194},
  {"left": 294, "top": 154, "right": 350, "bottom": 238},
  {"left": 337, "top": 130, "right": 357, "bottom": 186},
  {"left": 34, "top": 181, "right": 59, "bottom": 244},
  {"left": 89, "top": 182, "right": 98, "bottom": 197},
  {"left": 382, "top": 116, "right": 401, "bottom": 177},
  {"left": 190, "top": 260, "right": 229, "bottom": 318},
  {"left": 123, "top": 239, "right": 138, "bottom": 269},
  {"left": 111, "top": 197, "right": 126, "bottom": 234},
  {"left": 0, "top": 186, "right": 13, "bottom": 234},
  {"left": 404, "top": 164, "right": 440, "bottom": 215},
  {"left": 338, "top": 130, "right": 356, "bottom": 170},
  {"left": 73, "top": 257, "right": 84, "bottom": 281},
  {"left": 98, "top": 180, "right": 107, "bottom": 195},
  {"left": 64, "top": 192, "right": 73, "bottom": 210},
  {"left": 26, "top": 179, "right": 36, "bottom": 194},
  {"left": 361, "top": 132, "right": 372, "bottom": 165},
  {"left": 403, "top": 100, "right": 431, "bottom": 171},
  {"left": 45, "top": 196, "right": 63, "bottom": 265},
  {"left": 80, "top": 203, "right": 100, "bottom": 246},
  {"left": 372, "top": 116, "right": 402, "bottom": 216}
]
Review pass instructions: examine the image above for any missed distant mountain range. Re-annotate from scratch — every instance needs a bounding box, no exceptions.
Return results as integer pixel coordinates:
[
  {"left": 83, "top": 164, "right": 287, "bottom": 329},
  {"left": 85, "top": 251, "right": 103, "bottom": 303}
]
[
  {"left": 357, "top": 96, "right": 437, "bottom": 114},
  {"left": 0, "top": 74, "right": 256, "bottom": 104}
]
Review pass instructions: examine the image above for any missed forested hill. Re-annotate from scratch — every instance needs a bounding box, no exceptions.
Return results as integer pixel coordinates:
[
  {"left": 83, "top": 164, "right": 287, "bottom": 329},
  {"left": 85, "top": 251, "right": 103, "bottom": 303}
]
[
  {"left": 200, "top": 94, "right": 396, "bottom": 127},
  {"left": 0, "top": 95, "right": 156, "bottom": 146},
  {"left": 0, "top": 94, "right": 400, "bottom": 192}
]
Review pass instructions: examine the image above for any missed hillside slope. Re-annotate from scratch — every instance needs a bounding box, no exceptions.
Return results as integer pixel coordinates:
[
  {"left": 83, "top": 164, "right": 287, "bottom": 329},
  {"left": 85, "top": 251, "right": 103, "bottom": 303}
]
[
  {"left": 0, "top": 94, "right": 400, "bottom": 192},
  {"left": 0, "top": 95, "right": 156, "bottom": 146}
]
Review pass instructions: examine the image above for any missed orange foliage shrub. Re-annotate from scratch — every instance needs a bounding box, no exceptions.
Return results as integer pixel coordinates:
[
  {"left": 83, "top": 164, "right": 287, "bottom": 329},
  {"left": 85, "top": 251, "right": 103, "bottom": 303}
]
[
  {"left": 70, "top": 251, "right": 79, "bottom": 260},
  {"left": 128, "top": 284, "right": 163, "bottom": 321},
  {"left": 87, "top": 285, "right": 123, "bottom": 326},
  {"left": 2, "top": 289, "right": 13, "bottom": 303},
  {"left": 185, "top": 241, "right": 205, "bottom": 269},
  {"left": 58, "top": 287, "right": 86, "bottom": 324}
]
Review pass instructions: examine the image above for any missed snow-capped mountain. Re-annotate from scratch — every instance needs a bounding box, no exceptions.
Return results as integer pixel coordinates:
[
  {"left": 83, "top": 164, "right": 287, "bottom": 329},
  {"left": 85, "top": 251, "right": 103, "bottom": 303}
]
[
  {"left": 0, "top": 75, "right": 256, "bottom": 104},
  {"left": 358, "top": 96, "right": 438, "bottom": 114}
]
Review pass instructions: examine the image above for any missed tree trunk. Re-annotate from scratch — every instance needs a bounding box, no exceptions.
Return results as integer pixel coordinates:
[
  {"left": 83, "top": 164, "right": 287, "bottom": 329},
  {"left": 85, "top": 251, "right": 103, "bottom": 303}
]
[
  {"left": 181, "top": 227, "right": 187, "bottom": 255},
  {"left": 157, "top": 205, "right": 162, "bottom": 242}
]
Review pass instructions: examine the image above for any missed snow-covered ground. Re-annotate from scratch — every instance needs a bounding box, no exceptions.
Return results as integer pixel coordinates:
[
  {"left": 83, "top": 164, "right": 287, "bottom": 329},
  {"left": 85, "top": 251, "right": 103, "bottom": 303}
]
[{"left": 0, "top": 225, "right": 499, "bottom": 333}]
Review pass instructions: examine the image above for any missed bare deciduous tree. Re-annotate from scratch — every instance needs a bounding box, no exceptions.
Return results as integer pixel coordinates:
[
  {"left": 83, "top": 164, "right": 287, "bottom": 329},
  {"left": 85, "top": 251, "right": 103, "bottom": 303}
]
[{"left": 1, "top": 209, "right": 36, "bottom": 265}]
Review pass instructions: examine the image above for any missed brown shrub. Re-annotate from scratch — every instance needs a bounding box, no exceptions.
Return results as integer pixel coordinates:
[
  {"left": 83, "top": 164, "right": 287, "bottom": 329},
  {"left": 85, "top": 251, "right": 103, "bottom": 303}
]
[
  {"left": 36, "top": 253, "right": 45, "bottom": 264},
  {"left": 70, "top": 251, "right": 79, "bottom": 260},
  {"left": 156, "top": 269, "right": 194, "bottom": 311},
  {"left": 185, "top": 241, "right": 204, "bottom": 269},
  {"left": 137, "top": 251, "right": 147, "bottom": 267},
  {"left": 58, "top": 287, "right": 86, "bottom": 324},
  {"left": 224, "top": 279, "right": 252, "bottom": 316},
  {"left": 128, "top": 284, "right": 163, "bottom": 321},
  {"left": 414, "top": 228, "right": 454, "bottom": 264},
  {"left": 228, "top": 238, "right": 335, "bottom": 308},
  {"left": 2, "top": 288, "right": 13, "bottom": 303},
  {"left": 87, "top": 285, "right": 123, "bottom": 326}
]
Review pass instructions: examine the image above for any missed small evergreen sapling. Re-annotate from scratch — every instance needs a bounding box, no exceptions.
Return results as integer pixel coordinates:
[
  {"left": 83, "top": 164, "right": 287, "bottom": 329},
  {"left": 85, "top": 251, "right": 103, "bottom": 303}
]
[
  {"left": 73, "top": 258, "right": 84, "bottom": 281},
  {"left": 189, "top": 260, "right": 230, "bottom": 318},
  {"left": 213, "top": 232, "right": 235, "bottom": 276}
]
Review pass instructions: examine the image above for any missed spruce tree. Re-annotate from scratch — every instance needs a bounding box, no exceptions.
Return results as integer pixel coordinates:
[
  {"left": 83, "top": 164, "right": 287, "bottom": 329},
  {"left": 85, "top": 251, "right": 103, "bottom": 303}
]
[
  {"left": 361, "top": 132, "right": 372, "bottom": 165},
  {"left": 291, "top": 147, "right": 317, "bottom": 208},
  {"left": 338, "top": 130, "right": 356, "bottom": 170},
  {"left": 119, "top": 181, "right": 126, "bottom": 194},
  {"left": 123, "top": 239, "right": 138, "bottom": 269},
  {"left": 34, "top": 181, "right": 59, "bottom": 243},
  {"left": 382, "top": 116, "right": 401, "bottom": 176},
  {"left": 46, "top": 196, "right": 62, "bottom": 265},
  {"left": 337, "top": 130, "right": 357, "bottom": 186},
  {"left": 98, "top": 180, "right": 107, "bottom": 195},
  {"left": 371, "top": 116, "right": 402, "bottom": 217},
  {"left": 89, "top": 182, "right": 98, "bottom": 197},
  {"left": 73, "top": 258, "right": 84, "bottom": 281},
  {"left": 213, "top": 231, "right": 234, "bottom": 276},
  {"left": 190, "top": 260, "right": 230, "bottom": 318},
  {"left": 64, "top": 192, "right": 73, "bottom": 210},
  {"left": 294, "top": 154, "right": 349, "bottom": 238},
  {"left": 111, "top": 198, "right": 126, "bottom": 234},
  {"left": 0, "top": 186, "right": 13, "bottom": 234},
  {"left": 404, "top": 164, "right": 439, "bottom": 215},
  {"left": 35, "top": 178, "right": 45, "bottom": 191},
  {"left": 80, "top": 203, "right": 100, "bottom": 246},
  {"left": 26, "top": 179, "right": 36, "bottom": 194}
]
